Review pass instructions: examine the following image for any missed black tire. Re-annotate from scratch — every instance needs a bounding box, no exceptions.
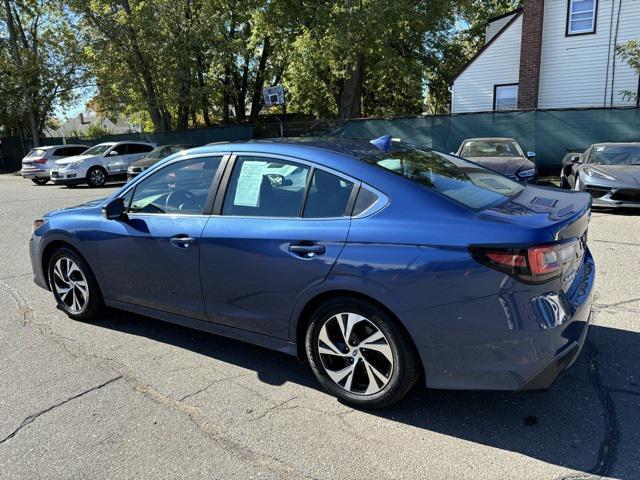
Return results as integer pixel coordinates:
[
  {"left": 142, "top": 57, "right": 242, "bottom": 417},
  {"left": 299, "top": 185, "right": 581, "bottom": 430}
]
[
  {"left": 559, "top": 176, "right": 570, "bottom": 189},
  {"left": 305, "top": 297, "right": 421, "bottom": 409},
  {"left": 87, "top": 166, "right": 107, "bottom": 187},
  {"left": 31, "top": 177, "right": 49, "bottom": 185},
  {"left": 48, "top": 247, "right": 104, "bottom": 321}
]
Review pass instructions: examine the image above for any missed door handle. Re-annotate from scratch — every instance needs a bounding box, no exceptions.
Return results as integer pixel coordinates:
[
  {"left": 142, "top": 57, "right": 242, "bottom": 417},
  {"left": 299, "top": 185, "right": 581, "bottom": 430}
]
[
  {"left": 170, "top": 235, "right": 196, "bottom": 248},
  {"left": 289, "top": 242, "right": 326, "bottom": 257}
]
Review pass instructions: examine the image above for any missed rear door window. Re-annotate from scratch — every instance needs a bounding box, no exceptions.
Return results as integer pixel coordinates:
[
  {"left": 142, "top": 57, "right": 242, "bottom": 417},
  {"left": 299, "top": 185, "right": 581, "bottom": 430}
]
[
  {"left": 367, "top": 148, "right": 524, "bottom": 210},
  {"left": 303, "top": 169, "right": 354, "bottom": 218},
  {"left": 222, "top": 157, "right": 310, "bottom": 217}
]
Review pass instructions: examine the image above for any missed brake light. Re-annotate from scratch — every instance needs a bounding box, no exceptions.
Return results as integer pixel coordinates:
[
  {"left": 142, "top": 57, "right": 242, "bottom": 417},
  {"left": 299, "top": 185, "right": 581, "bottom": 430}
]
[
  {"left": 33, "top": 157, "right": 47, "bottom": 164},
  {"left": 528, "top": 246, "right": 561, "bottom": 276},
  {"left": 470, "top": 240, "right": 580, "bottom": 284}
]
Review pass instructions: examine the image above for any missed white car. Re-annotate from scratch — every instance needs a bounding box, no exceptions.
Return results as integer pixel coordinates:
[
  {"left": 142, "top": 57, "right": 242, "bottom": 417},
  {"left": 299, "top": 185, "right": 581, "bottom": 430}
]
[
  {"left": 21, "top": 145, "right": 89, "bottom": 185},
  {"left": 50, "top": 141, "right": 156, "bottom": 187}
]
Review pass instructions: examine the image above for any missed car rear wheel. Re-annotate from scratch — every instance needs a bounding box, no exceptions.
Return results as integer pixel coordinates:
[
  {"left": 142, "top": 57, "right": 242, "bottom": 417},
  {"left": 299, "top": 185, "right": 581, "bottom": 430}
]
[
  {"left": 31, "top": 177, "right": 49, "bottom": 185},
  {"left": 305, "top": 298, "right": 420, "bottom": 409},
  {"left": 48, "top": 247, "right": 103, "bottom": 321},
  {"left": 87, "top": 166, "right": 107, "bottom": 187}
]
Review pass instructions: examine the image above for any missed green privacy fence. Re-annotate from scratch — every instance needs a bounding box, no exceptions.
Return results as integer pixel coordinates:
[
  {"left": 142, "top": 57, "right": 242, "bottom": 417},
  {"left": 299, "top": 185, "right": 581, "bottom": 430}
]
[{"left": 334, "top": 107, "right": 640, "bottom": 175}]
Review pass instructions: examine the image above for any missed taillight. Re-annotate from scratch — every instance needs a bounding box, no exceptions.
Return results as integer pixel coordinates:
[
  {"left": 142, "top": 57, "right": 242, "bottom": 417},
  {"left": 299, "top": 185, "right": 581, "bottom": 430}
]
[
  {"left": 33, "top": 157, "right": 47, "bottom": 164},
  {"left": 470, "top": 240, "right": 581, "bottom": 284}
]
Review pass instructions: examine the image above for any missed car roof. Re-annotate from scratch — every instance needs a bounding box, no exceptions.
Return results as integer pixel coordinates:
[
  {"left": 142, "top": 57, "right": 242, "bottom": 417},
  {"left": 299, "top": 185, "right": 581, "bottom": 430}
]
[
  {"left": 31, "top": 144, "right": 87, "bottom": 150},
  {"left": 462, "top": 137, "right": 518, "bottom": 142},
  {"left": 198, "top": 137, "right": 414, "bottom": 162},
  {"left": 590, "top": 142, "right": 640, "bottom": 147}
]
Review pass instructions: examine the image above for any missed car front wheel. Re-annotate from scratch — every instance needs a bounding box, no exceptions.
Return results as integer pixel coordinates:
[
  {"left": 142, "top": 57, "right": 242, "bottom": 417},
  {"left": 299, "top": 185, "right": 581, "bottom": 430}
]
[
  {"left": 48, "top": 247, "right": 103, "bottom": 321},
  {"left": 87, "top": 166, "right": 107, "bottom": 187},
  {"left": 305, "top": 298, "right": 420, "bottom": 409}
]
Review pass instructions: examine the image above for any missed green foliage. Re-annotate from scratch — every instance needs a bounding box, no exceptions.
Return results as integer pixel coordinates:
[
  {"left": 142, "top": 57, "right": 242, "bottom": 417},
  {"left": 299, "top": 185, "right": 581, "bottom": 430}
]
[
  {"left": 616, "top": 40, "right": 640, "bottom": 103},
  {"left": 0, "top": 0, "right": 88, "bottom": 143},
  {"left": 82, "top": 122, "right": 113, "bottom": 139}
]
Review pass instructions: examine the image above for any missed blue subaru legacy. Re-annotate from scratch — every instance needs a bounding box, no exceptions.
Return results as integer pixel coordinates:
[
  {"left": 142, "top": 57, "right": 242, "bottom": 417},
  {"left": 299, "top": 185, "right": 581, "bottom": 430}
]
[{"left": 29, "top": 137, "right": 595, "bottom": 409}]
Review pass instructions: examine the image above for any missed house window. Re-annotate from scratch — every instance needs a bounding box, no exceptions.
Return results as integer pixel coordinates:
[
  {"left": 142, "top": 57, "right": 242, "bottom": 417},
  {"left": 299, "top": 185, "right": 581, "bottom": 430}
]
[
  {"left": 493, "top": 84, "right": 518, "bottom": 111},
  {"left": 567, "top": 0, "right": 597, "bottom": 35}
]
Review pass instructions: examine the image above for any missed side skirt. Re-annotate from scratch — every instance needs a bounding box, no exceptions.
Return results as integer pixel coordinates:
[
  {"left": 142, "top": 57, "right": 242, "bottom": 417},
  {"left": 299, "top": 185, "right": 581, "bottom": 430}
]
[{"left": 105, "top": 299, "right": 298, "bottom": 356}]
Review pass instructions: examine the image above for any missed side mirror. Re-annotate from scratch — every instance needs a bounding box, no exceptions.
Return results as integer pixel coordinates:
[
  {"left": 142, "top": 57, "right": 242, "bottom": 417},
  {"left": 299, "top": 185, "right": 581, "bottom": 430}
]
[
  {"left": 569, "top": 154, "right": 582, "bottom": 164},
  {"left": 102, "top": 197, "right": 126, "bottom": 220},
  {"left": 526, "top": 151, "right": 536, "bottom": 159},
  {"left": 109, "top": 150, "right": 119, "bottom": 156}
]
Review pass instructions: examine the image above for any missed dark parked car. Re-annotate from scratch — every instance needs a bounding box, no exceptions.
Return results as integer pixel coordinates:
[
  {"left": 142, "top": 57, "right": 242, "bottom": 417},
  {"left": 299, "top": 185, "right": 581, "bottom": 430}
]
[
  {"left": 456, "top": 137, "right": 538, "bottom": 183},
  {"left": 560, "top": 142, "right": 640, "bottom": 208},
  {"left": 559, "top": 148, "right": 586, "bottom": 189},
  {"left": 127, "top": 144, "right": 195, "bottom": 179},
  {"left": 30, "top": 137, "right": 594, "bottom": 408}
]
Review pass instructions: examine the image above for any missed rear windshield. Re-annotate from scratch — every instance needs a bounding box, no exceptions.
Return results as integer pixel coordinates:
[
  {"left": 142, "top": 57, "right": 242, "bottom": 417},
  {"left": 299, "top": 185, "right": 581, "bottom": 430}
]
[
  {"left": 460, "top": 140, "right": 522, "bottom": 158},
  {"left": 586, "top": 146, "right": 640, "bottom": 165},
  {"left": 366, "top": 148, "right": 524, "bottom": 210},
  {"left": 26, "top": 149, "right": 47, "bottom": 158}
]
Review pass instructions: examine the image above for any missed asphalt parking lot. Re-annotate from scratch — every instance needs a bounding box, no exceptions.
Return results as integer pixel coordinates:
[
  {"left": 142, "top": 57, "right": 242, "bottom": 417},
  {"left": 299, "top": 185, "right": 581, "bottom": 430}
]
[{"left": 1, "top": 173, "right": 639, "bottom": 480}]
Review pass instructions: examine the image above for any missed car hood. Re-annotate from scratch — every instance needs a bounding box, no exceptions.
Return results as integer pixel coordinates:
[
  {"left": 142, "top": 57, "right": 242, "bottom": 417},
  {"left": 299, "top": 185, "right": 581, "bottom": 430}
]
[
  {"left": 43, "top": 197, "right": 107, "bottom": 218},
  {"left": 131, "top": 156, "right": 160, "bottom": 169},
  {"left": 580, "top": 164, "right": 640, "bottom": 186},
  {"left": 464, "top": 156, "right": 534, "bottom": 176},
  {"left": 55, "top": 154, "right": 97, "bottom": 166}
]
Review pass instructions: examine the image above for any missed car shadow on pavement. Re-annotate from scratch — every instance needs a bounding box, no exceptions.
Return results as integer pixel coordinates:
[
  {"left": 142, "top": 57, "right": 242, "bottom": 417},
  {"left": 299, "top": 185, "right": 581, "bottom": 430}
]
[{"left": 92, "top": 310, "right": 640, "bottom": 479}]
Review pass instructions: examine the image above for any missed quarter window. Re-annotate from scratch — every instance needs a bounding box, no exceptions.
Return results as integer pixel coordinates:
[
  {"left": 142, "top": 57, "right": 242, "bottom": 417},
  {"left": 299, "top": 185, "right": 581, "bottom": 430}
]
[
  {"left": 303, "top": 169, "right": 354, "bottom": 218},
  {"left": 494, "top": 85, "right": 518, "bottom": 111},
  {"left": 128, "top": 156, "right": 221, "bottom": 215},
  {"left": 567, "top": 0, "right": 597, "bottom": 35},
  {"left": 222, "top": 157, "right": 310, "bottom": 217}
]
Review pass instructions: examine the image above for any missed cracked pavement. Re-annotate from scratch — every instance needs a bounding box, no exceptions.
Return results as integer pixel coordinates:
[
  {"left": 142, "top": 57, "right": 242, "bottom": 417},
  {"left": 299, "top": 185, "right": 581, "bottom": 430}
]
[{"left": 1, "top": 173, "right": 639, "bottom": 479}]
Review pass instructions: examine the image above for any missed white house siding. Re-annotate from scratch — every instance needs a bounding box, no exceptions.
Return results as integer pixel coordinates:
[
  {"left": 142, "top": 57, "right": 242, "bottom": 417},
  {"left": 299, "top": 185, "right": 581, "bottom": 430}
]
[
  {"left": 452, "top": 15, "right": 523, "bottom": 113},
  {"left": 538, "top": 0, "right": 640, "bottom": 108},
  {"left": 485, "top": 13, "right": 518, "bottom": 43}
]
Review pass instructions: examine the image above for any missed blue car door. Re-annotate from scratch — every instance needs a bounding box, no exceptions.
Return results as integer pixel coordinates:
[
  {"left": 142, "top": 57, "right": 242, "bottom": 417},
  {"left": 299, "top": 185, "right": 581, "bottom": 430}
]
[
  {"left": 199, "top": 154, "right": 356, "bottom": 339},
  {"left": 97, "top": 155, "right": 224, "bottom": 319}
]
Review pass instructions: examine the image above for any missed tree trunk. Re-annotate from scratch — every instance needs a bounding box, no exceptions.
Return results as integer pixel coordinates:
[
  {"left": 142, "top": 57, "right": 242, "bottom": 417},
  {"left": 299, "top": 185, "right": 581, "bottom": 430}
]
[
  {"left": 3, "top": 0, "right": 40, "bottom": 146},
  {"left": 196, "top": 52, "right": 211, "bottom": 126},
  {"left": 338, "top": 54, "right": 364, "bottom": 120},
  {"left": 120, "top": 0, "right": 171, "bottom": 131},
  {"left": 249, "top": 36, "right": 270, "bottom": 123}
]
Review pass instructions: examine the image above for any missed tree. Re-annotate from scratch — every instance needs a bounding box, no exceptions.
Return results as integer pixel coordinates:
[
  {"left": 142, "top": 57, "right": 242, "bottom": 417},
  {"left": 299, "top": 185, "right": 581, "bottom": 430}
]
[
  {"left": 284, "top": 0, "right": 454, "bottom": 119},
  {"left": 1, "top": 0, "right": 88, "bottom": 144},
  {"left": 616, "top": 39, "right": 640, "bottom": 106}
]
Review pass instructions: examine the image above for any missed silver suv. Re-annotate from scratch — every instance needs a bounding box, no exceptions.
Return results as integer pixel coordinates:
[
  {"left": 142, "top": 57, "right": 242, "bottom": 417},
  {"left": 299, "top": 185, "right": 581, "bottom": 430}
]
[{"left": 21, "top": 145, "right": 89, "bottom": 185}]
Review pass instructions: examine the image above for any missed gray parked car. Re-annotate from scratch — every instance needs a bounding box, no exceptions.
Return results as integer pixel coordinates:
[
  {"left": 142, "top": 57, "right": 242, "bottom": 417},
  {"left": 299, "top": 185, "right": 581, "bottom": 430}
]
[
  {"left": 560, "top": 142, "right": 640, "bottom": 208},
  {"left": 21, "top": 145, "right": 89, "bottom": 185},
  {"left": 456, "top": 137, "right": 537, "bottom": 183}
]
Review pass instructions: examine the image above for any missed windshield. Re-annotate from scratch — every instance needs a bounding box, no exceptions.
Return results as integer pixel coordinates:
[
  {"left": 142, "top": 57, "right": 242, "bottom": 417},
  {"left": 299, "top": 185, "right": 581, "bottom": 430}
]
[
  {"left": 586, "top": 146, "right": 640, "bottom": 165},
  {"left": 367, "top": 148, "right": 524, "bottom": 210},
  {"left": 26, "top": 149, "right": 47, "bottom": 158},
  {"left": 460, "top": 140, "right": 522, "bottom": 158},
  {"left": 83, "top": 144, "right": 113, "bottom": 156}
]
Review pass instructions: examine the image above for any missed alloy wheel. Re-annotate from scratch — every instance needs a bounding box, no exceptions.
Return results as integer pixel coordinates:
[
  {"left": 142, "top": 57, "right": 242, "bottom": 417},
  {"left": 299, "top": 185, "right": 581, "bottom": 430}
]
[
  {"left": 52, "top": 257, "right": 89, "bottom": 313},
  {"left": 89, "top": 168, "right": 106, "bottom": 186},
  {"left": 317, "top": 312, "right": 394, "bottom": 395}
]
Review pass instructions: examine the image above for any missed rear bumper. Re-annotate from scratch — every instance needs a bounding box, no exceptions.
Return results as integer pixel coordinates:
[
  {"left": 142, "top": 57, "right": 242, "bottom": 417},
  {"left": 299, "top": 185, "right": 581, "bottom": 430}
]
[
  {"left": 21, "top": 168, "right": 50, "bottom": 179},
  {"left": 413, "top": 250, "right": 595, "bottom": 391}
]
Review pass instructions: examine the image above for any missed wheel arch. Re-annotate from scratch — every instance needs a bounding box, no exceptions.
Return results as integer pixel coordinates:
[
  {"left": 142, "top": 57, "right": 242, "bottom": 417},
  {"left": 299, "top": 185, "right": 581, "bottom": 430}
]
[
  {"left": 41, "top": 239, "right": 96, "bottom": 292},
  {"left": 293, "top": 289, "right": 423, "bottom": 374}
]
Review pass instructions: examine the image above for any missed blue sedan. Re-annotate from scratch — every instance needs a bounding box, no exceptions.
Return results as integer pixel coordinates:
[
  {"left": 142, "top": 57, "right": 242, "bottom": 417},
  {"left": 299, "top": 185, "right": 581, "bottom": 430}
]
[{"left": 29, "top": 137, "right": 595, "bottom": 408}]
